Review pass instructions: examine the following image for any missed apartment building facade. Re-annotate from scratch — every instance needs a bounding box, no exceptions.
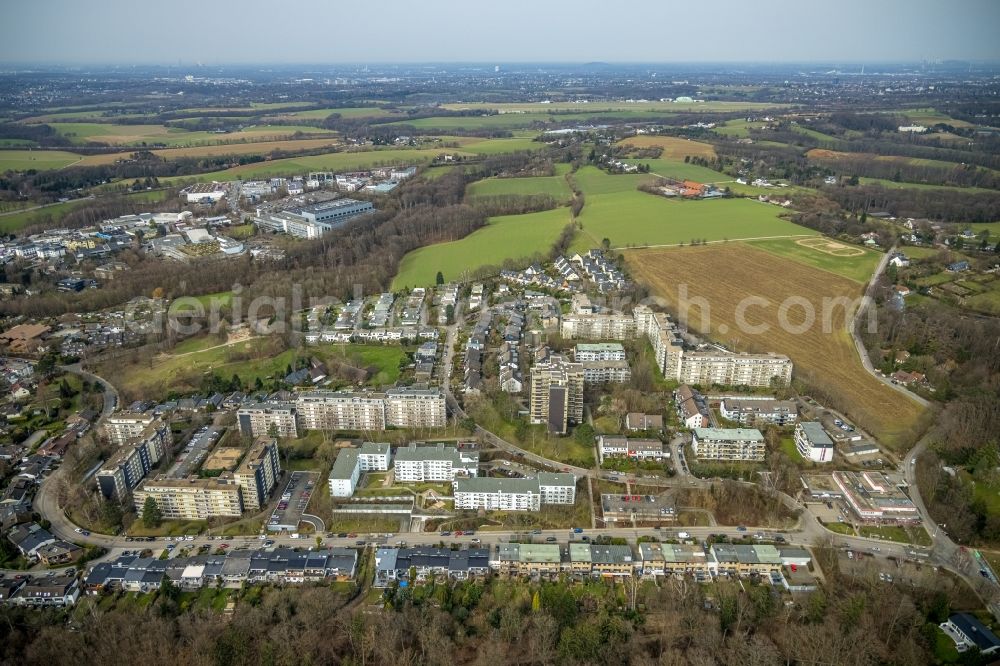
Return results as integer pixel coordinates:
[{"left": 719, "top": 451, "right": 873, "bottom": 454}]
[
  {"left": 393, "top": 443, "right": 478, "bottom": 482},
  {"left": 232, "top": 438, "right": 282, "bottom": 511},
  {"left": 133, "top": 475, "right": 244, "bottom": 520},
  {"left": 529, "top": 353, "right": 585, "bottom": 435},
  {"left": 104, "top": 413, "right": 155, "bottom": 446},
  {"left": 720, "top": 397, "right": 798, "bottom": 426},
  {"left": 691, "top": 427, "right": 766, "bottom": 461},
  {"left": 236, "top": 403, "right": 298, "bottom": 439},
  {"left": 559, "top": 314, "right": 636, "bottom": 340},
  {"left": 96, "top": 423, "right": 172, "bottom": 500},
  {"left": 293, "top": 388, "right": 446, "bottom": 432}
]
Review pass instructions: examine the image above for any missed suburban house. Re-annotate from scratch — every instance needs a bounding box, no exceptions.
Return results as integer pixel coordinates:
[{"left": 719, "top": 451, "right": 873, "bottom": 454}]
[{"left": 940, "top": 613, "right": 1000, "bottom": 655}]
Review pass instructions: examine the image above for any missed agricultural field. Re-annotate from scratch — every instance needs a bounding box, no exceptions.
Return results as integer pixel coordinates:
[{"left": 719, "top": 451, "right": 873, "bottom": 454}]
[
  {"left": 267, "top": 106, "right": 402, "bottom": 120},
  {"left": 569, "top": 167, "right": 814, "bottom": 252},
  {"left": 625, "top": 159, "right": 734, "bottom": 184},
  {"left": 46, "top": 122, "right": 335, "bottom": 147},
  {"left": 747, "top": 237, "right": 882, "bottom": 283},
  {"left": 900, "top": 108, "right": 976, "bottom": 129},
  {"left": 712, "top": 119, "right": 769, "bottom": 137},
  {"left": 440, "top": 101, "right": 786, "bottom": 113},
  {"left": 466, "top": 172, "right": 573, "bottom": 200},
  {"left": 808, "top": 148, "right": 999, "bottom": 176},
  {"left": 457, "top": 136, "right": 544, "bottom": 155},
  {"left": 615, "top": 135, "right": 716, "bottom": 160},
  {"left": 857, "top": 177, "right": 996, "bottom": 193},
  {"left": 0, "top": 149, "right": 82, "bottom": 171},
  {"left": 391, "top": 207, "right": 572, "bottom": 289},
  {"left": 624, "top": 243, "right": 926, "bottom": 448},
  {"left": 75, "top": 137, "right": 341, "bottom": 166}
]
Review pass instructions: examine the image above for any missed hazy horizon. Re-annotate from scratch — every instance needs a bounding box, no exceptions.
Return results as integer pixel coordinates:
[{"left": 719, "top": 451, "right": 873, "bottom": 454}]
[{"left": 2, "top": 0, "right": 999, "bottom": 66}]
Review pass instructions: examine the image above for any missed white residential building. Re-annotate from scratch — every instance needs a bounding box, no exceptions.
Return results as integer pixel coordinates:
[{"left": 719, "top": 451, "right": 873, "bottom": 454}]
[
  {"left": 794, "top": 422, "right": 834, "bottom": 463},
  {"left": 691, "top": 427, "right": 766, "bottom": 462},
  {"left": 393, "top": 443, "right": 478, "bottom": 482}
]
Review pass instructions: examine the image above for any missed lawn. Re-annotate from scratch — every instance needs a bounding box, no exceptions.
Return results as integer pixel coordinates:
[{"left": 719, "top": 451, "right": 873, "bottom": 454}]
[
  {"left": 0, "top": 198, "right": 92, "bottom": 234},
  {"left": 571, "top": 166, "right": 654, "bottom": 195},
  {"left": 857, "top": 525, "right": 918, "bottom": 543},
  {"left": 572, "top": 189, "right": 815, "bottom": 252},
  {"left": 747, "top": 237, "right": 882, "bottom": 284},
  {"left": 0, "top": 149, "right": 82, "bottom": 171},
  {"left": 623, "top": 159, "right": 734, "bottom": 184},
  {"left": 615, "top": 135, "right": 716, "bottom": 160},
  {"left": 466, "top": 173, "right": 573, "bottom": 200},
  {"left": 391, "top": 207, "right": 573, "bottom": 289},
  {"left": 625, "top": 243, "right": 926, "bottom": 449},
  {"left": 823, "top": 522, "right": 856, "bottom": 536},
  {"left": 779, "top": 436, "right": 804, "bottom": 463},
  {"left": 161, "top": 147, "right": 462, "bottom": 184},
  {"left": 458, "top": 136, "right": 545, "bottom": 155}
]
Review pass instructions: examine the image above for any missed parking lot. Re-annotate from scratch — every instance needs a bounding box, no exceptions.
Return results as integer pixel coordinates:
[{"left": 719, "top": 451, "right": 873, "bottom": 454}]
[
  {"left": 168, "top": 425, "right": 223, "bottom": 478},
  {"left": 267, "top": 471, "right": 319, "bottom": 532}
]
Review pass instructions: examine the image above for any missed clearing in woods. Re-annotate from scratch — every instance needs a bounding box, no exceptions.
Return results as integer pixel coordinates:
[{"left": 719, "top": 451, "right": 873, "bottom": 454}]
[
  {"left": 625, "top": 243, "right": 925, "bottom": 449},
  {"left": 615, "top": 135, "right": 717, "bottom": 160}
]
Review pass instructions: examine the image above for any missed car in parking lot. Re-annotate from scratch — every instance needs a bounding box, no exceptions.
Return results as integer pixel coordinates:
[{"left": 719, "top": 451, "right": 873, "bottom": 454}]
[
  {"left": 337, "top": 533, "right": 348, "bottom": 538},
  {"left": 545, "top": 536, "right": 557, "bottom": 542}
]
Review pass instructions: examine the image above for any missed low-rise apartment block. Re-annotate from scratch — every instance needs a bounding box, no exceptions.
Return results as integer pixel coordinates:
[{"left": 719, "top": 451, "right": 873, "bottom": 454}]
[
  {"left": 327, "top": 442, "right": 392, "bottom": 498},
  {"left": 720, "top": 397, "right": 798, "bottom": 426},
  {"left": 580, "top": 360, "right": 632, "bottom": 383},
  {"left": 794, "top": 422, "right": 834, "bottom": 463},
  {"left": 294, "top": 388, "right": 446, "bottom": 431},
  {"left": 691, "top": 427, "right": 766, "bottom": 461},
  {"left": 453, "top": 472, "right": 575, "bottom": 512},
  {"left": 597, "top": 435, "right": 665, "bottom": 463},
  {"left": 394, "top": 443, "right": 478, "bottom": 482},
  {"left": 573, "top": 342, "right": 627, "bottom": 362}
]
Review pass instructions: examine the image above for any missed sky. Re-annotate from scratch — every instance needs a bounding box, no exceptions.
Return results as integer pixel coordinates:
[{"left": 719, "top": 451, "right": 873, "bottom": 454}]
[{"left": 2, "top": 0, "right": 999, "bottom": 65}]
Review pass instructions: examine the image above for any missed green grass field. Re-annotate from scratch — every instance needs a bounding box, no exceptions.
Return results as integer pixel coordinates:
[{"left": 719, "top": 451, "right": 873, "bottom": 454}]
[
  {"left": 47, "top": 122, "right": 335, "bottom": 147},
  {"left": 571, "top": 166, "right": 653, "bottom": 194},
  {"left": 276, "top": 106, "right": 401, "bottom": 120},
  {"left": 391, "top": 207, "right": 572, "bottom": 289},
  {"left": 0, "top": 149, "right": 82, "bottom": 171},
  {"left": 572, "top": 189, "right": 815, "bottom": 252},
  {"left": 858, "top": 177, "right": 996, "bottom": 193},
  {"left": 0, "top": 198, "right": 92, "bottom": 234},
  {"left": 712, "top": 119, "right": 769, "bottom": 137},
  {"left": 161, "top": 147, "right": 461, "bottom": 184},
  {"left": 747, "top": 237, "right": 882, "bottom": 283},
  {"left": 466, "top": 173, "right": 573, "bottom": 200},
  {"left": 458, "top": 136, "right": 544, "bottom": 155},
  {"left": 624, "top": 159, "right": 734, "bottom": 184},
  {"left": 441, "top": 101, "right": 785, "bottom": 114}
]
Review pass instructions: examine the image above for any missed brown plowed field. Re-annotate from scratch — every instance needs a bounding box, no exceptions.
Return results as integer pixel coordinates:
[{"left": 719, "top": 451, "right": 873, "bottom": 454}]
[{"left": 625, "top": 243, "right": 925, "bottom": 448}]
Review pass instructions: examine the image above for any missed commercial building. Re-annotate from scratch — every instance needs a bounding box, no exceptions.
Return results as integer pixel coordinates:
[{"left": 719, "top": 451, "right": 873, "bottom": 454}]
[
  {"left": 96, "top": 423, "right": 172, "bottom": 500},
  {"left": 574, "top": 342, "right": 627, "bottom": 362},
  {"left": 529, "top": 353, "right": 585, "bottom": 435},
  {"left": 794, "top": 422, "right": 834, "bottom": 463},
  {"left": 691, "top": 427, "right": 766, "bottom": 461},
  {"left": 601, "top": 494, "right": 676, "bottom": 525},
  {"left": 559, "top": 313, "right": 636, "bottom": 340},
  {"left": 394, "top": 443, "right": 478, "bottom": 482},
  {"left": 719, "top": 397, "right": 798, "bottom": 427},
  {"left": 327, "top": 442, "right": 392, "bottom": 497},
  {"left": 293, "top": 198, "right": 373, "bottom": 225},
  {"left": 133, "top": 474, "right": 244, "bottom": 520},
  {"left": 232, "top": 438, "right": 282, "bottom": 512},
  {"left": 832, "top": 471, "right": 920, "bottom": 524},
  {"left": 237, "top": 403, "right": 298, "bottom": 439},
  {"left": 104, "top": 413, "right": 155, "bottom": 445},
  {"left": 184, "top": 182, "right": 227, "bottom": 204}
]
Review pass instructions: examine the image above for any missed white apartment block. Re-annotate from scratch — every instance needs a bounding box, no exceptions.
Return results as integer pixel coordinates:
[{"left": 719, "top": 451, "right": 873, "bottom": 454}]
[
  {"left": 327, "top": 442, "right": 392, "bottom": 498},
  {"left": 692, "top": 427, "right": 766, "bottom": 461},
  {"left": 560, "top": 313, "right": 637, "bottom": 340},
  {"left": 574, "top": 343, "right": 627, "bottom": 362},
  {"left": 720, "top": 397, "right": 798, "bottom": 426},
  {"left": 296, "top": 392, "right": 387, "bottom": 431},
  {"left": 104, "top": 413, "right": 155, "bottom": 446},
  {"left": 597, "top": 436, "right": 664, "bottom": 463},
  {"left": 133, "top": 475, "right": 244, "bottom": 520},
  {"left": 453, "top": 473, "right": 575, "bottom": 511},
  {"left": 794, "top": 422, "right": 834, "bottom": 463},
  {"left": 453, "top": 478, "right": 541, "bottom": 511},
  {"left": 237, "top": 403, "right": 298, "bottom": 439},
  {"left": 580, "top": 360, "right": 632, "bottom": 383},
  {"left": 393, "top": 443, "right": 478, "bottom": 482},
  {"left": 96, "top": 423, "right": 171, "bottom": 500},
  {"left": 384, "top": 388, "right": 447, "bottom": 428}
]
